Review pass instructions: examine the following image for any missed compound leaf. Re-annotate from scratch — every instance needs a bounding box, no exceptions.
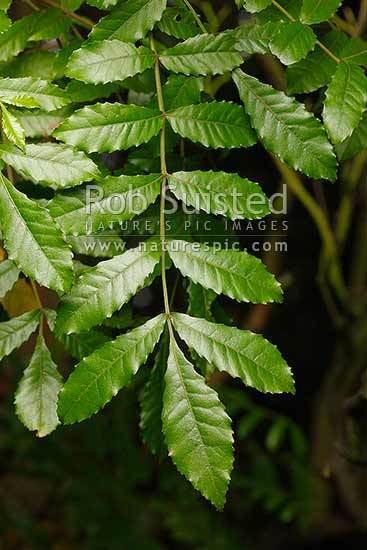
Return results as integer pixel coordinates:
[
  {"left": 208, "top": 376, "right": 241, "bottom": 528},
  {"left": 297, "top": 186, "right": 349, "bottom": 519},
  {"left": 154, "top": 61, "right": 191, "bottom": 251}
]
[
  {"left": 66, "top": 41, "right": 155, "bottom": 84},
  {"left": 55, "top": 244, "right": 161, "bottom": 334},
  {"left": 0, "top": 77, "right": 71, "bottom": 111},
  {"left": 160, "top": 33, "right": 242, "bottom": 76},
  {"left": 15, "top": 334, "right": 63, "bottom": 437},
  {"left": 166, "top": 101, "right": 256, "bottom": 149},
  {"left": 287, "top": 30, "right": 347, "bottom": 94},
  {"left": 0, "top": 259, "right": 20, "bottom": 298},
  {"left": 323, "top": 62, "right": 367, "bottom": 144},
  {"left": 47, "top": 173, "right": 161, "bottom": 236},
  {"left": 242, "top": 0, "right": 272, "bottom": 12},
  {"left": 0, "top": 102, "right": 25, "bottom": 149},
  {"left": 300, "top": 0, "right": 342, "bottom": 25},
  {"left": 172, "top": 313, "right": 295, "bottom": 394},
  {"left": 233, "top": 69, "right": 337, "bottom": 180},
  {"left": 140, "top": 328, "right": 168, "bottom": 456},
  {"left": 167, "top": 170, "right": 270, "bottom": 220},
  {"left": 89, "top": 0, "right": 167, "bottom": 43},
  {"left": 167, "top": 240, "right": 283, "bottom": 304},
  {"left": 0, "top": 143, "right": 100, "bottom": 189},
  {"left": 0, "top": 310, "right": 40, "bottom": 362},
  {"left": 269, "top": 22, "right": 316, "bottom": 65},
  {"left": 0, "top": 173, "right": 73, "bottom": 293},
  {"left": 336, "top": 112, "right": 367, "bottom": 161},
  {"left": 162, "top": 332, "right": 233, "bottom": 509},
  {"left": 53, "top": 103, "right": 162, "bottom": 153},
  {"left": 58, "top": 314, "right": 166, "bottom": 423}
]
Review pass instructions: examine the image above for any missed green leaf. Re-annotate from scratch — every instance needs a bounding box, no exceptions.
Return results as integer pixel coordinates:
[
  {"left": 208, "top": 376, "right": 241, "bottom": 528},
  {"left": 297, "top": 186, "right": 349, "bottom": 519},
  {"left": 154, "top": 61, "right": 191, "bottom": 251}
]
[
  {"left": 66, "top": 41, "right": 155, "bottom": 84},
  {"left": 342, "top": 37, "right": 367, "bottom": 66},
  {"left": 30, "top": 8, "right": 72, "bottom": 41},
  {"left": 233, "top": 69, "right": 337, "bottom": 180},
  {"left": 269, "top": 22, "right": 316, "bottom": 65},
  {"left": 166, "top": 101, "right": 256, "bottom": 149},
  {"left": 0, "top": 0, "right": 11, "bottom": 10},
  {"left": 336, "top": 112, "right": 367, "bottom": 161},
  {"left": 89, "top": 0, "right": 167, "bottom": 43},
  {"left": 167, "top": 240, "right": 283, "bottom": 304},
  {"left": 15, "top": 334, "right": 63, "bottom": 437},
  {"left": 58, "top": 330, "right": 110, "bottom": 361},
  {"left": 53, "top": 103, "right": 162, "bottom": 153},
  {"left": 0, "top": 310, "right": 41, "bottom": 362},
  {"left": 323, "top": 62, "right": 367, "bottom": 144},
  {"left": 0, "top": 11, "right": 10, "bottom": 34},
  {"left": 160, "top": 33, "right": 242, "bottom": 76},
  {"left": 86, "top": 0, "right": 118, "bottom": 7},
  {"left": 167, "top": 171, "right": 270, "bottom": 220},
  {"left": 140, "top": 328, "right": 168, "bottom": 456},
  {"left": 0, "top": 77, "right": 71, "bottom": 111},
  {"left": 0, "top": 173, "right": 73, "bottom": 293},
  {"left": 0, "top": 96, "right": 40, "bottom": 109},
  {"left": 257, "top": 0, "right": 302, "bottom": 22},
  {"left": 286, "top": 30, "right": 348, "bottom": 94},
  {"left": 0, "top": 51, "right": 59, "bottom": 81},
  {"left": 55, "top": 243, "right": 161, "bottom": 334},
  {"left": 66, "top": 234, "right": 126, "bottom": 258},
  {"left": 243, "top": 0, "right": 272, "bottom": 12},
  {"left": 65, "top": 81, "right": 120, "bottom": 103},
  {"left": 58, "top": 314, "right": 165, "bottom": 423},
  {"left": 15, "top": 107, "right": 72, "bottom": 138},
  {"left": 187, "top": 281, "right": 216, "bottom": 320},
  {"left": 187, "top": 281, "right": 216, "bottom": 377},
  {"left": 300, "top": 0, "right": 342, "bottom": 25},
  {"left": 234, "top": 22, "right": 279, "bottom": 55},
  {"left": 47, "top": 173, "right": 161, "bottom": 235},
  {"left": 0, "top": 143, "right": 100, "bottom": 189},
  {"left": 172, "top": 313, "right": 295, "bottom": 394},
  {"left": 0, "top": 259, "right": 19, "bottom": 298},
  {"left": 163, "top": 74, "right": 203, "bottom": 110},
  {"left": 0, "top": 13, "right": 39, "bottom": 63},
  {"left": 0, "top": 102, "right": 25, "bottom": 149},
  {"left": 158, "top": 6, "right": 199, "bottom": 39},
  {"left": 162, "top": 332, "right": 233, "bottom": 509}
]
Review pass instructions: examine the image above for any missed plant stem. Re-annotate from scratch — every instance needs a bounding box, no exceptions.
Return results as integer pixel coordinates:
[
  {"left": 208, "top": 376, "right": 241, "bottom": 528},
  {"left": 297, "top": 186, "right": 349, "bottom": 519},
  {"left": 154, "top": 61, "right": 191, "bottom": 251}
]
[
  {"left": 151, "top": 36, "right": 171, "bottom": 319},
  {"left": 271, "top": 0, "right": 341, "bottom": 63},
  {"left": 38, "top": 0, "right": 94, "bottom": 29},
  {"left": 271, "top": 156, "right": 347, "bottom": 302},
  {"left": 182, "top": 0, "right": 207, "bottom": 33}
]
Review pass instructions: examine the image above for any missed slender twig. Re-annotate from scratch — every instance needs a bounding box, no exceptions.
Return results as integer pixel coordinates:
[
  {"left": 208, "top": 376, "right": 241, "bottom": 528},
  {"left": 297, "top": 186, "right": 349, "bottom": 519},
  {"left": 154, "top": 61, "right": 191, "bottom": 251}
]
[
  {"left": 151, "top": 36, "right": 171, "bottom": 320},
  {"left": 271, "top": 156, "right": 347, "bottom": 302},
  {"left": 38, "top": 0, "right": 94, "bottom": 29},
  {"left": 182, "top": 0, "right": 207, "bottom": 34}
]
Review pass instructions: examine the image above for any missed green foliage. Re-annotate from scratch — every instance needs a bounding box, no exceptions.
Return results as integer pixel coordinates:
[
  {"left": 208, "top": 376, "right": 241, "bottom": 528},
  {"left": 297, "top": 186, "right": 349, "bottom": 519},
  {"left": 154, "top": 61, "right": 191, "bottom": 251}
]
[
  {"left": 66, "top": 41, "right": 155, "bottom": 84},
  {"left": 2, "top": 0, "right": 361, "bottom": 510},
  {"left": 166, "top": 102, "right": 257, "bottom": 149},
  {"left": 0, "top": 310, "right": 40, "bottom": 361},
  {"left": 15, "top": 334, "right": 63, "bottom": 437},
  {"left": 172, "top": 314, "right": 295, "bottom": 394},
  {"left": 162, "top": 333, "right": 233, "bottom": 509},
  {"left": 53, "top": 103, "right": 163, "bottom": 153},
  {"left": 0, "top": 258, "right": 19, "bottom": 298},
  {"left": 233, "top": 69, "right": 337, "bottom": 180},
  {"left": 0, "top": 172, "right": 73, "bottom": 292},
  {"left": 323, "top": 62, "right": 367, "bottom": 144},
  {"left": 0, "top": 143, "right": 100, "bottom": 189},
  {"left": 167, "top": 240, "right": 283, "bottom": 303},
  {"left": 58, "top": 314, "right": 165, "bottom": 423},
  {"left": 300, "top": 0, "right": 342, "bottom": 24}
]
